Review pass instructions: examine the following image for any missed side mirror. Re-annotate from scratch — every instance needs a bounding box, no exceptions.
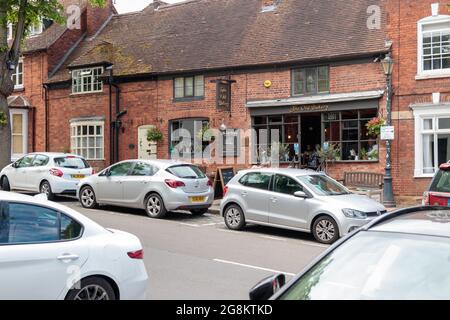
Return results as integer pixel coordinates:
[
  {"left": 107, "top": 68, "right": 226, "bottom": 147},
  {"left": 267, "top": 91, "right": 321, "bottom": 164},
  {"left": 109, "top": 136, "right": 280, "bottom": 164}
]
[
  {"left": 100, "top": 169, "right": 111, "bottom": 177},
  {"left": 249, "top": 274, "right": 286, "bottom": 301},
  {"left": 11, "top": 162, "right": 19, "bottom": 168},
  {"left": 294, "top": 191, "right": 308, "bottom": 199}
]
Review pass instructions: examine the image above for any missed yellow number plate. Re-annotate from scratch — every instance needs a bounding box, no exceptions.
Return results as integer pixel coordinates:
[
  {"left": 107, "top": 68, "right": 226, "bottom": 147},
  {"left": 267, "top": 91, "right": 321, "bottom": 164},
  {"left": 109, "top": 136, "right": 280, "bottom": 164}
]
[
  {"left": 72, "top": 174, "right": 85, "bottom": 179},
  {"left": 190, "top": 196, "right": 206, "bottom": 203}
]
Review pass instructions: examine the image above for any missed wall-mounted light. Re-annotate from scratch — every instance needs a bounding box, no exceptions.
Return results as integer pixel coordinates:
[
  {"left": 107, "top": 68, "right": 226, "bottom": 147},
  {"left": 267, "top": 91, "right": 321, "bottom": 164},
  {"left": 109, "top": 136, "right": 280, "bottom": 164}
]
[{"left": 6, "top": 60, "right": 16, "bottom": 71}]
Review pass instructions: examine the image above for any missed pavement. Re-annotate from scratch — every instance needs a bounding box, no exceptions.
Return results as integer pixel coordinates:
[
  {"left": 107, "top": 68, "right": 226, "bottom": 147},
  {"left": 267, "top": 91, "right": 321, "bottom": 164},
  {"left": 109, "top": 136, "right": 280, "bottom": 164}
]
[{"left": 57, "top": 198, "right": 328, "bottom": 300}]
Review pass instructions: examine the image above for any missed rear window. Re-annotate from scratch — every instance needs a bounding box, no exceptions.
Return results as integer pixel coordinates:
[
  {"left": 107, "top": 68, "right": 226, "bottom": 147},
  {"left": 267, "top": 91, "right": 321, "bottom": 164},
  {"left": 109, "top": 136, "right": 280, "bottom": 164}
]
[
  {"left": 166, "top": 165, "right": 206, "bottom": 179},
  {"left": 54, "top": 157, "right": 89, "bottom": 169},
  {"left": 430, "top": 170, "right": 450, "bottom": 193}
]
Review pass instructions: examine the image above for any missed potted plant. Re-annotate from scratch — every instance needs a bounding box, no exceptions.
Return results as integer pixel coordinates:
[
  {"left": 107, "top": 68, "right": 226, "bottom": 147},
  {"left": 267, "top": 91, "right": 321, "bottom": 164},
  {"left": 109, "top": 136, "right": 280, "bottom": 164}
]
[
  {"left": 317, "top": 143, "right": 340, "bottom": 173},
  {"left": 360, "top": 148, "right": 369, "bottom": 160},
  {"left": 147, "top": 127, "right": 164, "bottom": 143},
  {"left": 366, "top": 117, "right": 386, "bottom": 137}
]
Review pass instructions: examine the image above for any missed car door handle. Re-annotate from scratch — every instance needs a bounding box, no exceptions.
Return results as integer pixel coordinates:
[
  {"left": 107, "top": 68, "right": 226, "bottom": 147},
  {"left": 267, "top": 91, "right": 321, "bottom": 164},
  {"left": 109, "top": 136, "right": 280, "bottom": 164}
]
[
  {"left": 57, "top": 254, "right": 79, "bottom": 261},
  {"left": 270, "top": 197, "right": 278, "bottom": 203}
]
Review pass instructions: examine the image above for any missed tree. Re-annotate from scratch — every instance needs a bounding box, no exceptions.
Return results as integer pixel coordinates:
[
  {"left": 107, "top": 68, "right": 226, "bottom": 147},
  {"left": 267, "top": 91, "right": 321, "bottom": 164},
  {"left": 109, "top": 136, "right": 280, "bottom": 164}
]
[{"left": 0, "top": 0, "right": 105, "bottom": 169}]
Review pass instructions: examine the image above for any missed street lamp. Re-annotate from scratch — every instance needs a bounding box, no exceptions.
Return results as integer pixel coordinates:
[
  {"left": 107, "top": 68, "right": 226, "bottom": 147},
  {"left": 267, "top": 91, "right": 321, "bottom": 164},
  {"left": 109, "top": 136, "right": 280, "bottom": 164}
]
[{"left": 381, "top": 54, "right": 396, "bottom": 208}]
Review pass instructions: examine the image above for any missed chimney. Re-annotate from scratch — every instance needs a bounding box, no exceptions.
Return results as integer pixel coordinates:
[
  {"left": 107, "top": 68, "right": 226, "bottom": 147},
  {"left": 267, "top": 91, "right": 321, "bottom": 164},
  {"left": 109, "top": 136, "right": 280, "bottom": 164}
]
[
  {"left": 153, "top": 0, "right": 168, "bottom": 11},
  {"left": 86, "top": 0, "right": 115, "bottom": 38}
]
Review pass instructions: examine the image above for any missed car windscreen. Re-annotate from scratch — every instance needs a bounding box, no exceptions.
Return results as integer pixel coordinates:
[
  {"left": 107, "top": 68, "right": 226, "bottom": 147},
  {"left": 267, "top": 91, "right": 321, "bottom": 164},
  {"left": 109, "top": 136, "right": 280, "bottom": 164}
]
[
  {"left": 430, "top": 170, "right": 450, "bottom": 193},
  {"left": 279, "top": 231, "right": 450, "bottom": 300},
  {"left": 298, "top": 175, "right": 350, "bottom": 196},
  {"left": 166, "top": 165, "right": 206, "bottom": 179},
  {"left": 54, "top": 157, "right": 89, "bottom": 169}
]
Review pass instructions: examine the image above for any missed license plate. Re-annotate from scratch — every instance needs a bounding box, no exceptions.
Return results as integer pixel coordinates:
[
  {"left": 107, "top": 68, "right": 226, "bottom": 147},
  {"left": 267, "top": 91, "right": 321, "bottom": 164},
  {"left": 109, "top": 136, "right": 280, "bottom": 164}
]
[
  {"left": 72, "top": 174, "right": 85, "bottom": 179},
  {"left": 190, "top": 196, "right": 206, "bottom": 203}
]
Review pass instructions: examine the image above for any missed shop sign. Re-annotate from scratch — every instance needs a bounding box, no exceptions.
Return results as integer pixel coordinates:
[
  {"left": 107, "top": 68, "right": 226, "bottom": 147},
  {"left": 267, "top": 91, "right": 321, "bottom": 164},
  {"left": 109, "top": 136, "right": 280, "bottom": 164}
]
[
  {"left": 380, "top": 126, "right": 395, "bottom": 140},
  {"left": 289, "top": 104, "right": 329, "bottom": 113}
]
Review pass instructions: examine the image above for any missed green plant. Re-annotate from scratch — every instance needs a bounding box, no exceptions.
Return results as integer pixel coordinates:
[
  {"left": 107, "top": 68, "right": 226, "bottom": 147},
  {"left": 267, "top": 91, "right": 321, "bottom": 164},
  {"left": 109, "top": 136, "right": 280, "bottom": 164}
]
[
  {"left": 360, "top": 148, "right": 368, "bottom": 160},
  {"left": 0, "top": 112, "right": 7, "bottom": 127},
  {"left": 196, "top": 123, "right": 214, "bottom": 142},
  {"left": 366, "top": 117, "right": 386, "bottom": 137},
  {"left": 316, "top": 143, "right": 340, "bottom": 173},
  {"left": 147, "top": 127, "right": 164, "bottom": 143}
]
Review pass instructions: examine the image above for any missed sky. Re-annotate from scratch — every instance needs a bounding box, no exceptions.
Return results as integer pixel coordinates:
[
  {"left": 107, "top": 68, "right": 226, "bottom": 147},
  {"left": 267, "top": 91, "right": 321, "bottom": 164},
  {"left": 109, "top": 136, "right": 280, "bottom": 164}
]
[{"left": 114, "top": 0, "right": 184, "bottom": 13}]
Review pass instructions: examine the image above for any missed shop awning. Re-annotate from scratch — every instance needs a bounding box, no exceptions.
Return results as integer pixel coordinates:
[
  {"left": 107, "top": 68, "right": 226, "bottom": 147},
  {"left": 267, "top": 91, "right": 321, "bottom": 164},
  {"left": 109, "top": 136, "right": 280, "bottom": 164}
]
[{"left": 246, "top": 90, "right": 384, "bottom": 109}]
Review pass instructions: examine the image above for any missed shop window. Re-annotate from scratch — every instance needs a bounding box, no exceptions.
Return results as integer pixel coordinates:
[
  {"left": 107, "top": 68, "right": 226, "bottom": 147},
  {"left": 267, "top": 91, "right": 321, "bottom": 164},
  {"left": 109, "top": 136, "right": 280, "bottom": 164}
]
[
  {"left": 170, "top": 118, "right": 210, "bottom": 159},
  {"left": 323, "top": 109, "right": 378, "bottom": 161},
  {"left": 292, "top": 66, "right": 329, "bottom": 96},
  {"left": 70, "top": 121, "right": 104, "bottom": 160}
]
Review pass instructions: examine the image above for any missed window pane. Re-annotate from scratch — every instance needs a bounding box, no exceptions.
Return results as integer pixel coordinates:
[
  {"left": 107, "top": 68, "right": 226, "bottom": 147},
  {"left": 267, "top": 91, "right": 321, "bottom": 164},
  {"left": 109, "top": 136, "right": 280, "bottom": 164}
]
[
  {"left": 342, "top": 141, "right": 359, "bottom": 160},
  {"left": 174, "top": 77, "right": 184, "bottom": 98},
  {"left": 254, "top": 116, "right": 267, "bottom": 125},
  {"left": 293, "top": 69, "right": 305, "bottom": 95},
  {"left": 12, "top": 136, "right": 23, "bottom": 154},
  {"left": 305, "top": 68, "right": 317, "bottom": 94},
  {"left": 185, "top": 77, "right": 194, "bottom": 97},
  {"left": 109, "top": 162, "right": 133, "bottom": 176},
  {"left": 317, "top": 66, "right": 329, "bottom": 92},
  {"left": 241, "top": 172, "right": 272, "bottom": 190},
  {"left": 285, "top": 123, "right": 299, "bottom": 143},
  {"left": 360, "top": 141, "right": 379, "bottom": 160},
  {"left": 0, "top": 203, "right": 59, "bottom": 244},
  {"left": 131, "top": 163, "right": 155, "bottom": 176},
  {"left": 324, "top": 122, "right": 340, "bottom": 141},
  {"left": 439, "top": 118, "right": 450, "bottom": 130},
  {"left": 194, "top": 75, "right": 204, "bottom": 97},
  {"left": 423, "top": 134, "right": 435, "bottom": 174},
  {"left": 12, "top": 114, "right": 23, "bottom": 134},
  {"left": 273, "top": 175, "right": 304, "bottom": 195},
  {"left": 437, "top": 134, "right": 450, "bottom": 167},
  {"left": 60, "top": 214, "right": 82, "bottom": 240}
]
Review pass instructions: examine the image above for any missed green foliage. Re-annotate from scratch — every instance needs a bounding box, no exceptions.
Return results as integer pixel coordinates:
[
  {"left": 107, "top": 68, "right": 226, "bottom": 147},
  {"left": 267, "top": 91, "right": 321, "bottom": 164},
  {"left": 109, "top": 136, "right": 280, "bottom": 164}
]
[
  {"left": 366, "top": 117, "right": 386, "bottom": 137},
  {"left": 147, "top": 127, "right": 163, "bottom": 143},
  {"left": 0, "top": 111, "right": 7, "bottom": 126}
]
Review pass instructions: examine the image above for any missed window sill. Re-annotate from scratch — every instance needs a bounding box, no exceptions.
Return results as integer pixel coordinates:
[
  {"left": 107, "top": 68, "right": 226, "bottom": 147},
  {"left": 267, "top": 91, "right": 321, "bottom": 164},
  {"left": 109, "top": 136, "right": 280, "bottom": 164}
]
[
  {"left": 13, "top": 86, "right": 24, "bottom": 92},
  {"left": 414, "top": 174, "right": 434, "bottom": 178},
  {"left": 415, "top": 72, "right": 450, "bottom": 80},
  {"left": 70, "top": 91, "right": 105, "bottom": 97},
  {"left": 173, "top": 96, "right": 204, "bottom": 103},
  {"left": 330, "top": 160, "right": 379, "bottom": 164}
]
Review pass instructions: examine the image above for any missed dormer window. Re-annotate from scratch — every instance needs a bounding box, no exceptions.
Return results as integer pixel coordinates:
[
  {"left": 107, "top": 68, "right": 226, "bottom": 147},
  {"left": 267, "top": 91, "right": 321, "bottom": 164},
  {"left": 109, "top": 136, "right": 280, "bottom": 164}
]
[
  {"left": 28, "top": 21, "right": 43, "bottom": 37},
  {"left": 72, "top": 67, "right": 104, "bottom": 94},
  {"left": 417, "top": 3, "right": 450, "bottom": 78}
]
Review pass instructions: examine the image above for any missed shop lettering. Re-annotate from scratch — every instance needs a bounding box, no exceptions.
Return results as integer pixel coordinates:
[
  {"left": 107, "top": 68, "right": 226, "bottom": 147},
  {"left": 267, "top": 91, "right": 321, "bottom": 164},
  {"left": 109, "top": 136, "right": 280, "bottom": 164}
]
[{"left": 289, "top": 105, "right": 329, "bottom": 113}]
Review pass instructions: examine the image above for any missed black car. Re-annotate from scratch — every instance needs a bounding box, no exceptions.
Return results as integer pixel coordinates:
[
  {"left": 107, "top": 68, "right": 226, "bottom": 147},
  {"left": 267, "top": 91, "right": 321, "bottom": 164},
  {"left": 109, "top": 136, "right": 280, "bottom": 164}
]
[{"left": 250, "top": 206, "right": 450, "bottom": 300}]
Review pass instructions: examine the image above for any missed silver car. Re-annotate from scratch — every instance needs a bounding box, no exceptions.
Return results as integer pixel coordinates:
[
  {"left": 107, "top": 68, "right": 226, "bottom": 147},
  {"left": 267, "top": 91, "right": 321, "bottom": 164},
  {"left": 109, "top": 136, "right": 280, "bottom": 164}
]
[
  {"left": 220, "top": 168, "right": 386, "bottom": 244},
  {"left": 77, "top": 160, "right": 214, "bottom": 218}
]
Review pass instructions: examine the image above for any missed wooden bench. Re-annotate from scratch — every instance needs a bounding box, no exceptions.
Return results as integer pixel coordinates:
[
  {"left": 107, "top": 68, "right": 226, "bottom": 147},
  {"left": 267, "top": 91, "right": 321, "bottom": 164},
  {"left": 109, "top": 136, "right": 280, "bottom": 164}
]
[{"left": 341, "top": 172, "right": 384, "bottom": 202}]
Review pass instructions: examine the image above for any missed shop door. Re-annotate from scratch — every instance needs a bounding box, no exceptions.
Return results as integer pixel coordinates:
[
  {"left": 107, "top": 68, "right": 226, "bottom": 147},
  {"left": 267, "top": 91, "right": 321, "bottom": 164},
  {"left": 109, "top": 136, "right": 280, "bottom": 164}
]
[{"left": 138, "top": 125, "right": 157, "bottom": 160}]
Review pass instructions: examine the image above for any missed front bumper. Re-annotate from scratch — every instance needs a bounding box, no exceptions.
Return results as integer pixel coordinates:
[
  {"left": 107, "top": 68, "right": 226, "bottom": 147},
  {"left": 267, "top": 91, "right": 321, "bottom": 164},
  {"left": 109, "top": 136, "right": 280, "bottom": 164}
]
[{"left": 340, "top": 217, "right": 377, "bottom": 236}]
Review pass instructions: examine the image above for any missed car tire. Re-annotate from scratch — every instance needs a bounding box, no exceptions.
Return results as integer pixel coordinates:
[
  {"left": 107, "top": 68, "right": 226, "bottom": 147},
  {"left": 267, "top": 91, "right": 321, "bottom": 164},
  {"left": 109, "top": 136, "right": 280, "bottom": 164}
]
[
  {"left": 80, "top": 186, "right": 98, "bottom": 209},
  {"left": 65, "top": 277, "right": 116, "bottom": 301},
  {"left": 312, "top": 215, "right": 340, "bottom": 244},
  {"left": 0, "top": 176, "right": 10, "bottom": 192},
  {"left": 224, "top": 204, "right": 246, "bottom": 230},
  {"left": 40, "top": 181, "right": 55, "bottom": 201},
  {"left": 145, "top": 193, "right": 167, "bottom": 219},
  {"left": 190, "top": 209, "right": 208, "bottom": 216}
]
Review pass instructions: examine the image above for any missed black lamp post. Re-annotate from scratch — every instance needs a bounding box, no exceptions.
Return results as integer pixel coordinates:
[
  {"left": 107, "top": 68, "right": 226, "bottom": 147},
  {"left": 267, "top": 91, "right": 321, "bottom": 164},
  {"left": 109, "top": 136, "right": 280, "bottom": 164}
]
[{"left": 381, "top": 54, "right": 396, "bottom": 208}]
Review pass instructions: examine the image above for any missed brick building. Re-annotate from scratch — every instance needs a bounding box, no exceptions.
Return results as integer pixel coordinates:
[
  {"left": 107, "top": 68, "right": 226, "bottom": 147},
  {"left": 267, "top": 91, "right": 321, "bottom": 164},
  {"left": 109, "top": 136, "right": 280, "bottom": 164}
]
[
  {"left": 8, "top": 0, "right": 116, "bottom": 161},
  {"left": 44, "top": 0, "right": 391, "bottom": 188}
]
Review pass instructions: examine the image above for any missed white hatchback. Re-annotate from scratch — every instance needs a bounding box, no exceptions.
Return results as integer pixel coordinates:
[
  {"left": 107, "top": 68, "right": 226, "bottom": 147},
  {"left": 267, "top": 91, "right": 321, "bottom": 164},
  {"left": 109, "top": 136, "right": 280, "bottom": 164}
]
[
  {"left": 0, "top": 191, "right": 148, "bottom": 300},
  {"left": 0, "top": 153, "right": 94, "bottom": 200}
]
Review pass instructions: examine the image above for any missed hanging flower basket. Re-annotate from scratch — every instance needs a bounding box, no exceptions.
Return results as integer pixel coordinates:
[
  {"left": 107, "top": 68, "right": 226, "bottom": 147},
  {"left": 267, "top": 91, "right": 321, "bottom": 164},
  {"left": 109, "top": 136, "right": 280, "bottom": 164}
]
[
  {"left": 366, "top": 117, "right": 386, "bottom": 137},
  {"left": 147, "top": 127, "right": 164, "bottom": 143}
]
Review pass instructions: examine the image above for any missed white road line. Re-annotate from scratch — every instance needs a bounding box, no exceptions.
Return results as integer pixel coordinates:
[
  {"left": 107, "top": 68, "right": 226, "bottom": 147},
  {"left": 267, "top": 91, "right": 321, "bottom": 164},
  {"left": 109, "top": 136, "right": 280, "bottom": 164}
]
[
  {"left": 179, "top": 223, "right": 201, "bottom": 228},
  {"left": 300, "top": 241, "right": 329, "bottom": 249},
  {"left": 260, "top": 235, "right": 286, "bottom": 242},
  {"left": 213, "top": 259, "right": 296, "bottom": 277},
  {"left": 201, "top": 222, "right": 225, "bottom": 227}
]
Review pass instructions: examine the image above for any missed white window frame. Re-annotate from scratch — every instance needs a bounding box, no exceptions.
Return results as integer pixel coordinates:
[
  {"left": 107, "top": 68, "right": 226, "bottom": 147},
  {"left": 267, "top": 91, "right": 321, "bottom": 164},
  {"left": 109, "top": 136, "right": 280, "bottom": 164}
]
[
  {"left": 12, "top": 58, "right": 24, "bottom": 90},
  {"left": 10, "top": 109, "right": 28, "bottom": 162},
  {"left": 7, "top": 23, "right": 13, "bottom": 40},
  {"left": 413, "top": 104, "right": 450, "bottom": 177},
  {"left": 417, "top": 15, "right": 450, "bottom": 79},
  {"left": 28, "top": 21, "right": 43, "bottom": 37},
  {"left": 71, "top": 67, "right": 104, "bottom": 94},
  {"left": 70, "top": 121, "right": 104, "bottom": 160}
]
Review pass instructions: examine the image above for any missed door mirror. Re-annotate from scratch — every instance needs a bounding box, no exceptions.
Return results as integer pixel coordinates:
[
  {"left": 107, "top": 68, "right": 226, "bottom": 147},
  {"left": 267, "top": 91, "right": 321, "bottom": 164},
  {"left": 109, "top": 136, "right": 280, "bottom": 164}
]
[
  {"left": 104, "top": 169, "right": 111, "bottom": 177},
  {"left": 11, "top": 162, "right": 19, "bottom": 168},
  {"left": 249, "top": 274, "right": 286, "bottom": 301},
  {"left": 294, "top": 191, "right": 308, "bottom": 199}
]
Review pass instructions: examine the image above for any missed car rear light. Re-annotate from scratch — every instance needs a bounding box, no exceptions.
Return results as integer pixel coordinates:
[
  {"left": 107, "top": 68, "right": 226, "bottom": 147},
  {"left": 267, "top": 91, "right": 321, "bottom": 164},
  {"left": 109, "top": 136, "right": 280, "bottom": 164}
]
[
  {"left": 423, "top": 192, "right": 430, "bottom": 206},
  {"left": 165, "top": 179, "right": 186, "bottom": 188},
  {"left": 428, "top": 192, "right": 449, "bottom": 206},
  {"left": 440, "top": 163, "right": 450, "bottom": 171},
  {"left": 49, "top": 168, "right": 63, "bottom": 177},
  {"left": 91, "top": 168, "right": 96, "bottom": 175},
  {"left": 127, "top": 249, "right": 144, "bottom": 260},
  {"left": 223, "top": 186, "right": 228, "bottom": 196}
]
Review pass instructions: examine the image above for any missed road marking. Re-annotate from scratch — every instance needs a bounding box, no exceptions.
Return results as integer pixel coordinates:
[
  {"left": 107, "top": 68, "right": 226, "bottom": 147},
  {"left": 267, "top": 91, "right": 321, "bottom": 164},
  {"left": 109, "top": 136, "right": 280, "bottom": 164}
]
[
  {"left": 260, "top": 235, "right": 286, "bottom": 242},
  {"left": 213, "top": 259, "right": 296, "bottom": 276},
  {"left": 218, "top": 229, "right": 242, "bottom": 234},
  {"left": 179, "top": 223, "right": 201, "bottom": 228},
  {"left": 201, "top": 222, "right": 225, "bottom": 227},
  {"left": 300, "top": 241, "right": 329, "bottom": 249}
]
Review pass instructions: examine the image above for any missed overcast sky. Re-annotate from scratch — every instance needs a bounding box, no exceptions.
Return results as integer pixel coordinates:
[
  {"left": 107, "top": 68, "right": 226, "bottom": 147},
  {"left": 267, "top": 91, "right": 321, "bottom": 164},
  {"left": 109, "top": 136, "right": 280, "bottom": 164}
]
[{"left": 114, "top": 0, "right": 183, "bottom": 13}]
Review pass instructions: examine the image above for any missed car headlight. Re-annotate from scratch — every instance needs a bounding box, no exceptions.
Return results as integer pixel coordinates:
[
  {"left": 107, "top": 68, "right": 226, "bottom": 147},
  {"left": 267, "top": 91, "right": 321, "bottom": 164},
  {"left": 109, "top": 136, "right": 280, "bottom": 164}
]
[{"left": 342, "top": 208, "right": 367, "bottom": 219}]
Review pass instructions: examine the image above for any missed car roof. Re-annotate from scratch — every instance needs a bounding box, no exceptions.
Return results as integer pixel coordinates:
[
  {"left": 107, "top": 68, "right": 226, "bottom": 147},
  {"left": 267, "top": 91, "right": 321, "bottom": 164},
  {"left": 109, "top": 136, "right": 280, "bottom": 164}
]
[
  {"left": 369, "top": 207, "right": 450, "bottom": 239},
  {"left": 116, "top": 159, "right": 195, "bottom": 168},
  {"left": 26, "top": 152, "right": 82, "bottom": 158},
  {"left": 237, "top": 167, "right": 323, "bottom": 176}
]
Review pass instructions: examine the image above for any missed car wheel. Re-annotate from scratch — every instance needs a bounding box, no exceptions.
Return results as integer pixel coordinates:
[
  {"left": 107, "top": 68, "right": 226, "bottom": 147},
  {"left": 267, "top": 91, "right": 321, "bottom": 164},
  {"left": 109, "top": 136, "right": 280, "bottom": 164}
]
[
  {"left": 40, "top": 181, "right": 55, "bottom": 201},
  {"left": 312, "top": 216, "right": 340, "bottom": 244},
  {"left": 66, "top": 277, "right": 116, "bottom": 301},
  {"left": 190, "top": 209, "right": 208, "bottom": 216},
  {"left": 80, "top": 186, "right": 98, "bottom": 209},
  {"left": 0, "top": 176, "right": 10, "bottom": 192},
  {"left": 145, "top": 193, "right": 167, "bottom": 219},
  {"left": 224, "top": 204, "right": 246, "bottom": 230}
]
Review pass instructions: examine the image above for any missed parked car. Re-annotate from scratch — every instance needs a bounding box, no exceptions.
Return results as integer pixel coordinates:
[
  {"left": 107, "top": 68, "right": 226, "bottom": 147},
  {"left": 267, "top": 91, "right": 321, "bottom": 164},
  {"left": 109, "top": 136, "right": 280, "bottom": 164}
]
[
  {"left": 0, "top": 191, "right": 148, "bottom": 300},
  {"left": 423, "top": 162, "right": 450, "bottom": 206},
  {"left": 0, "top": 153, "right": 94, "bottom": 200},
  {"left": 220, "top": 168, "right": 386, "bottom": 244},
  {"left": 77, "top": 160, "right": 214, "bottom": 218},
  {"left": 250, "top": 206, "right": 450, "bottom": 300}
]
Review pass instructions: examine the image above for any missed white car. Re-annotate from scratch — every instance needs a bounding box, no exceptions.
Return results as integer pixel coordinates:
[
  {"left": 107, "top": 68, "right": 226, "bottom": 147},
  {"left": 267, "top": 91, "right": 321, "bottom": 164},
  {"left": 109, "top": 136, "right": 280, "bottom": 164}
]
[
  {"left": 0, "top": 153, "right": 94, "bottom": 200},
  {"left": 0, "top": 191, "right": 148, "bottom": 300}
]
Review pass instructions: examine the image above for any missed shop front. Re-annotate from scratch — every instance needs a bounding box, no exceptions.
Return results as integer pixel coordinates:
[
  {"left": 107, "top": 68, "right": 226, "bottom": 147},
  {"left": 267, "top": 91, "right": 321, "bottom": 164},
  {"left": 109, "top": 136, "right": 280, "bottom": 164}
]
[{"left": 247, "top": 91, "right": 385, "bottom": 169}]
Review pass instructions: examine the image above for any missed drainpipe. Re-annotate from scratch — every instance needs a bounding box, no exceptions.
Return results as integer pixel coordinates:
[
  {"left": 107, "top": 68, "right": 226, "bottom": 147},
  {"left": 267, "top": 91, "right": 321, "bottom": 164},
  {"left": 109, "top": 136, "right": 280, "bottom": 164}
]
[
  {"left": 109, "top": 73, "right": 114, "bottom": 165},
  {"left": 43, "top": 84, "right": 49, "bottom": 151}
]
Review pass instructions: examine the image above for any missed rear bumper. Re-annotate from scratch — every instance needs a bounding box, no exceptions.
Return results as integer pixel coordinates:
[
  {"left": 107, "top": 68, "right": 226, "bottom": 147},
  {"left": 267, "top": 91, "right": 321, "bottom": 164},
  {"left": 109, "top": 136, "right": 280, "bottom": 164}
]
[
  {"left": 49, "top": 176, "right": 89, "bottom": 194},
  {"left": 164, "top": 190, "right": 214, "bottom": 211},
  {"left": 119, "top": 264, "right": 149, "bottom": 300}
]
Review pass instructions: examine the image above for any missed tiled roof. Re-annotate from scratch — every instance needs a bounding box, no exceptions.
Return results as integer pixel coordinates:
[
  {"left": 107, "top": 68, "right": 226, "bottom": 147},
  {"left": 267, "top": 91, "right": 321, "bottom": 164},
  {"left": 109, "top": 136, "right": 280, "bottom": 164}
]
[{"left": 48, "top": 0, "right": 387, "bottom": 83}]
